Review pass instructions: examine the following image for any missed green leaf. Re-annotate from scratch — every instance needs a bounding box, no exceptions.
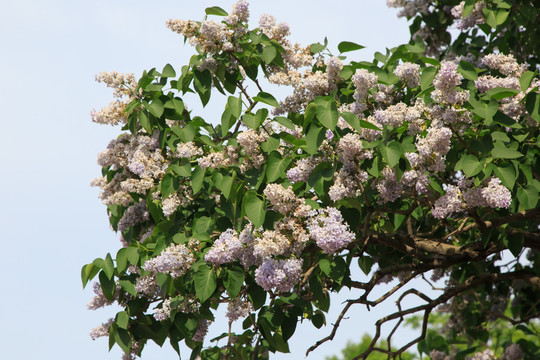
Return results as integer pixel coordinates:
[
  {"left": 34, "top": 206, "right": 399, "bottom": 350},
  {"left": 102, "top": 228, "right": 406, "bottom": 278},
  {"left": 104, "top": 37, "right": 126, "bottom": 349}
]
[
  {"left": 242, "top": 108, "right": 268, "bottom": 130},
  {"left": 484, "top": 8, "right": 497, "bottom": 28},
  {"left": 496, "top": 9, "right": 509, "bottom": 25},
  {"left": 138, "top": 111, "right": 151, "bottom": 133},
  {"left": 116, "top": 311, "right": 129, "bottom": 329},
  {"left": 462, "top": 155, "right": 484, "bottom": 177},
  {"left": 248, "top": 284, "right": 266, "bottom": 310},
  {"left": 305, "top": 125, "right": 324, "bottom": 155},
  {"left": 227, "top": 96, "right": 242, "bottom": 119},
  {"left": 262, "top": 46, "right": 277, "bottom": 64},
  {"left": 315, "top": 97, "right": 338, "bottom": 130},
  {"left": 253, "top": 92, "right": 279, "bottom": 108},
  {"left": 341, "top": 112, "right": 381, "bottom": 131},
  {"left": 485, "top": 87, "right": 520, "bottom": 100},
  {"left": 517, "top": 185, "right": 538, "bottom": 210},
  {"left": 469, "top": 97, "right": 498, "bottom": 122},
  {"left": 384, "top": 141, "right": 402, "bottom": 168},
  {"left": 243, "top": 192, "right": 266, "bottom": 228},
  {"left": 494, "top": 163, "right": 516, "bottom": 189},
  {"left": 421, "top": 66, "right": 437, "bottom": 91},
  {"left": 275, "top": 116, "right": 295, "bottom": 131},
  {"left": 337, "top": 41, "right": 365, "bottom": 53},
  {"left": 114, "top": 326, "right": 132, "bottom": 353},
  {"left": 266, "top": 151, "right": 292, "bottom": 182},
  {"left": 504, "top": 233, "right": 524, "bottom": 258},
  {"left": 99, "top": 270, "right": 116, "bottom": 301},
  {"left": 81, "top": 263, "right": 99, "bottom": 288},
  {"left": 304, "top": 102, "right": 317, "bottom": 124},
  {"left": 205, "top": 6, "right": 228, "bottom": 16},
  {"left": 319, "top": 259, "right": 331, "bottom": 276},
  {"left": 160, "top": 173, "right": 179, "bottom": 199},
  {"left": 191, "top": 166, "right": 206, "bottom": 194},
  {"left": 161, "top": 64, "right": 176, "bottom": 78},
  {"left": 458, "top": 60, "right": 478, "bottom": 81},
  {"left": 148, "top": 99, "right": 164, "bottom": 118},
  {"left": 172, "top": 124, "right": 196, "bottom": 142},
  {"left": 194, "top": 264, "right": 217, "bottom": 302},
  {"left": 224, "top": 267, "right": 245, "bottom": 298},
  {"left": 103, "top": 253, "right": 115, "bottom": 279},
  {"left": 193, "top": 70, "right": 212, "bottom": 106},
  {"left": 116, "top": 248, "right": 128, "bottom": 273},
  {"left": 525, "top": 92, "right": 540, "bottom": 122},
  {"left": 221, "top": 107, "right": 235, "bottom": 136},
  {"left": 126, "top": 246, "right": 139, "bottom": 265},
  {"left": 520, "top": 71, "right": 536, "bottom": 92},
  {"left": 310, "top": 42, "right": 325, "bottom": 54},
  {"left": 358, "top": 256, "right": 373, "bottom": 275},
  {"left": 491, "top": 141, "right": 523, "bottom": 159}
]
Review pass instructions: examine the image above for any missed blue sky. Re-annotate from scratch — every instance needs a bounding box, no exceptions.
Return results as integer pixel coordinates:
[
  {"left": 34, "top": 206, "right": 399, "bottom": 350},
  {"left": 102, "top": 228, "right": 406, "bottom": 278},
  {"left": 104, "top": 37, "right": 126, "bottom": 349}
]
[{"left": 0, "top": 1, "right": 421, "bottom": 359}]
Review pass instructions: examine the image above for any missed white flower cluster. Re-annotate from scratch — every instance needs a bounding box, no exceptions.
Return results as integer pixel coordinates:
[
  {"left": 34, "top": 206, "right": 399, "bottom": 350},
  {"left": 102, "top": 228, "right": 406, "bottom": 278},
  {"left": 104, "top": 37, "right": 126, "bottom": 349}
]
[
  {"left": 432, "top": 61, "right": 469, "bottom": 105},
  {"left": 451, "top": 1, "right": 486, "bottom": 30},
  {"left": 237, "top": 129, "right": 268, "bottom": 171},
  {"left": 142, "top": 243, "right": 195, "bottom": 278},
  {"left": 307, "top": 207, "right": 356, "bottom": 254},
  {"left": 226, "top": 296, "right": 253, "bottom": 323},
  {"left": 89, "top": 318, "right": 113, "bottom": 340},
  {"left": 91, "top": 71, "right": 138, "bottom": 126},
  {"left": 432, "top": 177, "right": 512, "bottom": 219},
  {"left": 394, "top": 62, "right": 421, "bottom": 88}
]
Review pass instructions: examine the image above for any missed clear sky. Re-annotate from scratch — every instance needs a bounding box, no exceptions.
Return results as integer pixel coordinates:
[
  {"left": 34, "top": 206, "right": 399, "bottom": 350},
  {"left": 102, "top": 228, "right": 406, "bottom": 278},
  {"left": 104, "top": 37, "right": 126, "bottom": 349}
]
[{"left": 0, "top": 1, "right": 420, "bottom": 359}]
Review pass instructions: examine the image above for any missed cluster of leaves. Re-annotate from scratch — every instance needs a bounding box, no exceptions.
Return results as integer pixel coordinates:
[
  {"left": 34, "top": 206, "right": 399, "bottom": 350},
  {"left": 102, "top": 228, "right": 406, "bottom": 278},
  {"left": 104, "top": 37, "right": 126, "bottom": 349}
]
[{"left": 84, "top": 2, "right": 540, "bottom": 360}]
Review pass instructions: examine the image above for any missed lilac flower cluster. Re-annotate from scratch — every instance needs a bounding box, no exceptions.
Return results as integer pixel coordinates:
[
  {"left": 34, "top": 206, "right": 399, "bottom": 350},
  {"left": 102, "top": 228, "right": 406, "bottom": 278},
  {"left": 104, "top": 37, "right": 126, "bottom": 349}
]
[
  {"left": 352, "top": 69, "right": 378, "bottom": 101},
  {"left": 224, "top": 0, "right": 249, "bottom": 26},
  {"left": 394, "top": 62, "right": 421, "bottom": 88},
  {"left": 433, "top": 177, "right": 512, "bottom": 219},
  {"left": 376, "top": 167, "right": 403, "bottom": 203},
  {"left": 286, "top": 157, "right": 318, "bottom": 183},
  {"left": 432, "top": 61, "right": 469, "bottom": 105},
  {"left": 193, "top": 319, "right": 211, "bottom": 342},
  {"left": 226, "top": 296, "right": 253, "bottom": 323},
  {"left": 135, "top": 273, "right": 160, "bottom": 296},
  {"left": 118, "top": 201, "right": 149, "bottom": 232},
  {"left": 204, "top": 229, "right": 243, "bottom": 265},
  {"left": 501, "top": 344, "right": 524, "bottom": 360},
  {"left": 451, "top": 1, "right": 486, "bottom": 30},
  {"left": 89, "top": 318, "right": 113, "bottom": 340},
  {"left": 87, "top": 282, "right": 118, "bottom": 310},
  {"left": 307, "top": 207, "right": 356, "bottom": 254},
  {"left": 142, "top": 243, "right": 195, "bottom": 278},
  {"left": 432, "top": 185, "right": 463, "bottom": 219},
  {"left": 471, "top": 349, "right": 495, "bottom": 360},
  {"left": 264, "top": 183, "right": 298, "bottom": 215},
  {"left": 254, "top": 258, "right": 303, "bottom": 292}
]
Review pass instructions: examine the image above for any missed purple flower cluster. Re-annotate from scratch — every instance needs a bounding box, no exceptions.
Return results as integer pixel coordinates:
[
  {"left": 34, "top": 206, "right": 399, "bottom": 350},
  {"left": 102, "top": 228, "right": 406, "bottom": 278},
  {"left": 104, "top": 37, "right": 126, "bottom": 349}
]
[
  {"left": 432, "top": 185, "right": 463, "bottom": 219},
  {"left": 193, "top": 319, "right": 211, "bottom": 342},
  {"left": 432, "top": 61, "right": 469, "bottom": 105},
  {"left": 376, "top": 167, "right": 403, "bottom": 203},
  {"left": 204, "top": 229, "right": 243, "bottom": 265},
  {"left": 307, "top": 207, "right": 356, "bottom": 254},
  {"left": 501, "top": 344, "right": 524, "bottom": 360},
  {"left": 226, "top": 296, "right": 253, "bottom": 323},
  {"left": 287, "top": 157, "right": 318, "bottom": 183},
  {"left": 142, "top": 243, "right": 195, "bottom": 278},
  {"left": 254, "top": 258, "right": 303, "bottom": 292},
  {"left": 394, "top": 62, "right": 421, "bottom": 88},
  {"left": 463, "top": 178, "right": 512, "bottom": 209}
]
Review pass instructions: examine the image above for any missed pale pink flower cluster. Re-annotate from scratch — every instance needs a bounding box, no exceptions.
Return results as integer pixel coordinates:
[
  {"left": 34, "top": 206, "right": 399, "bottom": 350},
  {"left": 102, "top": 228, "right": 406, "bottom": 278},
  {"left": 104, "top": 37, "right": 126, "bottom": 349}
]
[
  {"left": 90, "top": 100, "right": 127, "bottom": 125},
  {"left": 153, "top": 298, "right": 173, "bottom": 321},
  {"left": 92, "top": 72, "right": 138, "bottom": 126},
  {"left": 197, "top": 146, "right": 238, "bottom": 169},
  {"left": 193, "top": 319, "right": 211, "bottom": 342},
  {"left": 264, "top": 184, "right": 298, "bottom": 215},
  {"left": 258, "top": 14, "right": 290, "bottom": 40},
  {"left": 307, "top": 207, "right": 356, "bottom": 253},
  {"left": 224, "top": 0, "right": 250, "bottom": 26},
  {"left": 287, "top": 156, "right": 319, "bottom": 183},
  {"left": 432, "top": 61, "right": 469, "bottom": 105},
  {"left": 352, "top": 69, "right": 378, "bottom": 101},
  {"left": 142, "top": 243, "right": 195, "bottom": 278},
  {"left": 226, "top": 296, "right": 253, "bottom": 323},
  {"left": 89, "top": 318, "right": 113, "bottom": 340},
  {"left": 394, "top": 62, "right": 421, "bottom": 88},
  {"left": 471, "top": 349, "right": 496, "bottom": 360},
  {"left": 501, "top": 344, "right": 524, "bottom": 360},
  {"left": 174, "top": 141, "right": 203, "bottom": 158},
  {"left": 87, "top": 282, "right": 118, "bottom": 310},
  {"left": 135, "top": 273, "right": 160, "bottom": 296},
  {"left": 451, "top": 1, "right": 486, "bottom": 30},
  {"left": 328, "top": 167, "right": 368, "bottom": 201},
  {"left": 376, "top": 166, "right": 403, "bottom": 203},
  {"left": 237, "top": 129, "right": 268, "bottom": 171},
  {"left": 482, "top": 54, "right": 526, "bottom": 77},
  {"left": 432, "top": 177, "right": 512, "bottom": 218},
  {"left": 162, "top": 194, "right": 181, "bottom": 217},
  {"left": 336, "top": 133, "right": 364, "bottom": 164},
  {"left": 118, "top": 201, "right": 150, "bottom": 232},
  {"left": 254, "top": 258, "right": 303, "bottom": 292}
]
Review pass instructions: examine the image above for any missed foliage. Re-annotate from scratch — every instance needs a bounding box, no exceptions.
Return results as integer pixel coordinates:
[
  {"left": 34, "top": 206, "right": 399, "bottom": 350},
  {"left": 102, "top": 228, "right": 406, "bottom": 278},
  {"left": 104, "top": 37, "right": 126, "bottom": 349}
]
[
  {"left": 85, "top": 1, "right": 540, "bottom": 359},
  {"left": 326, "top": 335, "right": 417, "bottom": 360}
]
